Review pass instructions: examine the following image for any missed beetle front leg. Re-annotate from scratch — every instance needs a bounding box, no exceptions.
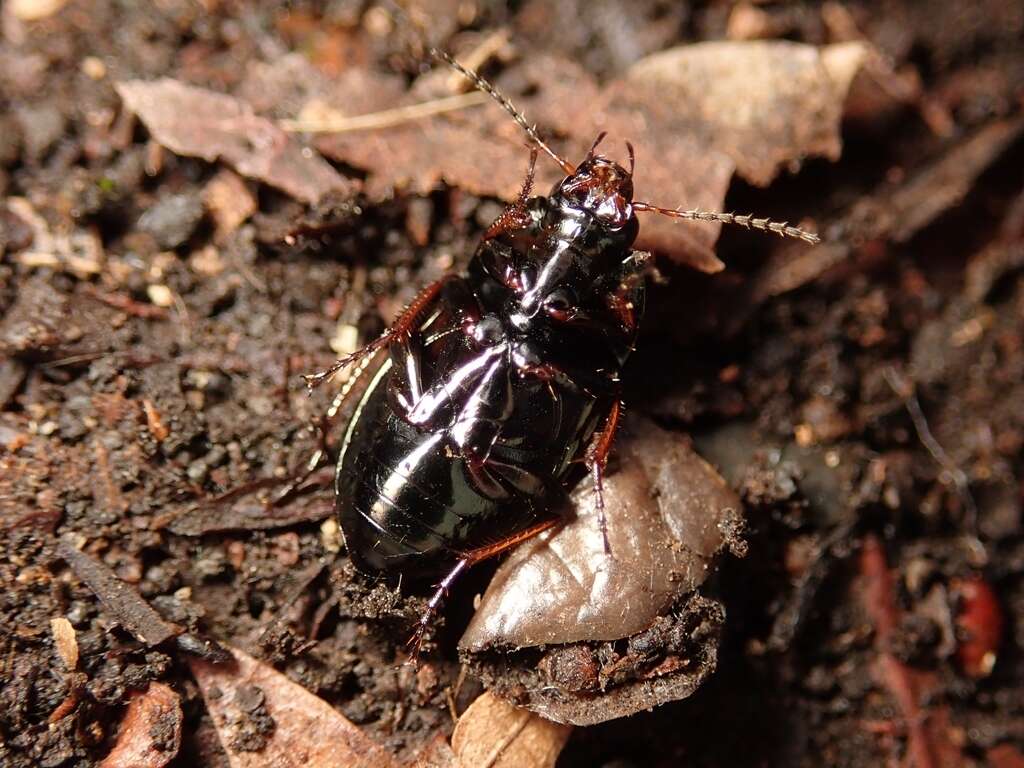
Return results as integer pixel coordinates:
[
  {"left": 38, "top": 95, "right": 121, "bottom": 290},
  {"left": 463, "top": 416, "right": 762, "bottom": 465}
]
[
  {"left": 585, "top": 399, "right": 622, "bottom": 555},
  {"left": 303, "top": 275, "right": 457, "bottom": 391}
]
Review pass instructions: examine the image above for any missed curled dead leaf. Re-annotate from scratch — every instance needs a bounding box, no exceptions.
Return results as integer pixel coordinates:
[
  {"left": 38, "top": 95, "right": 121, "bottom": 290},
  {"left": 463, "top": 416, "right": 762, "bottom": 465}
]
[
  {"left": 99, "top": 682, "right": 182, "bottom": 768},
  {"left": 116, "top": 79, "right": 354, "bottom": 205},
  {"left": 460, "top": 418, "right": 739, "bottom": 724},
  {"left": 189, "top": 644, "right": 398, "bottom": 768},
  {"left": 461, "top": 418, "right": 741, "bottom": 650},
  {"left": 450, "top": 692, "right": 571, "bottom": 768}
]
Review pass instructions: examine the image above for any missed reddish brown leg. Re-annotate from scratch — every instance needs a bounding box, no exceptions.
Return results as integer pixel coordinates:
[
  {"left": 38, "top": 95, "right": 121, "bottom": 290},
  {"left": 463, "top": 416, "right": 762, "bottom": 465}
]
[
  {"left": 273, "top": 349, "right": 387, "bottom": 505},
  {"left": 586, "top": 400, "right": 622, "bottom": 555},
  {"left": 303, "top": 275, "right": 455, "bottom": 391},
  {"left": 406, "top": 517, "right": 560, "bottom": 663},
  {"left": 483, "top": 148, "right": 538, "bottom": 241}
]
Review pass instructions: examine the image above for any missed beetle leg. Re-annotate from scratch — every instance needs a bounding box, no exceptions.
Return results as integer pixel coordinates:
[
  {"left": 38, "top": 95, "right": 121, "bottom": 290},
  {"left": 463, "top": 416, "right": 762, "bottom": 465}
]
[
  {"left": 303, "top": 275, "right": 456, "bottom": 391},
  {"left": 585, "top": 400, "right": 622, "bottom": 555},
  {"left": 483, "top": 148, "right": 538, "bottom": 241},
  {"left": 271, "top": 350, "right": 387, "bottom": 505},
  {"left": 406, "top": 558, "right": 468, "bottom": 665},
  {"left": 406, "top": 516, "right": 560, "bottom": 664}
]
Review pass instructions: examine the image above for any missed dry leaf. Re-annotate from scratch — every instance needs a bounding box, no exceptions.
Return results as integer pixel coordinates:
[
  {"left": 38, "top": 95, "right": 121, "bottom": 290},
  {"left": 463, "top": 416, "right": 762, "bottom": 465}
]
[
  {"left": 99, "top": 682, "right": 183, "bottom": 768},
  {"left": 623, "top": 41, "right": 868, "bottom": 186},
  {"left": 459, "top": 419, "right": 736, "bottom": 725},
  {"left": 318, "top": 116, "right": 552, "bottom": 203},
  {"left": 50, "top": 617, "right": 78, "bottom": 671},
  {"left": 317, "top": 40, "right": 856, "bottom": 271},
  {"left": 189, "top": 644, "right": 398, "bottom": 768},
  {"left": 450, "top": 692, "right": 571, "bottom": 768},
  {"left": 461, "top": 418, "right": 741, "bottom": 650},
  {"left": 116, "top": 79, "right": 354, "bottom": 205}
]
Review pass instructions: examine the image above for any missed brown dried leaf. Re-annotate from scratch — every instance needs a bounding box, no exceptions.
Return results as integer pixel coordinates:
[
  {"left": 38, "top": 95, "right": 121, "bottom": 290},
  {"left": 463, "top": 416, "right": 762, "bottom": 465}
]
[
  {"left": 317, "top": 40, "right": 854, "bottom": 270},
  {"left": 318, "top": 117, "right": 544, "bottom": 202},
  {"left": 623, "top": 41, "right": 867, "bottom": 187},
  {"left": 99, "top": 682, "right": 182, "bottom": 768},
  {"left": 450, "top": 692, "right": 571, "bottom": 768},
  {"left": 461, "top": 418, "right": 741, "bottom": 650},
  {"left": 49, "top": 616, "right": 78, "bottom": 671},
  {"left": 116, "top": 79, "right": 355, "bottom": 205},
  {"left": 189, "top": 644, "right": 398, "bottom": 768}
]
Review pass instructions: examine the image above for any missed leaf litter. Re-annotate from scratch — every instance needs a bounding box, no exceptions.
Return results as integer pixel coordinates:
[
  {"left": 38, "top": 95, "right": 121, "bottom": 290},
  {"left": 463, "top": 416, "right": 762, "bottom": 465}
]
[
  {"left": 314, "top": 38, "right": 866, "bottom": 270},
  {"left": 116, "top": 79, "right": 355, "bottom": 205},
  {"left": 4, "top": 2, "right": 1024, "bottom": 767}
]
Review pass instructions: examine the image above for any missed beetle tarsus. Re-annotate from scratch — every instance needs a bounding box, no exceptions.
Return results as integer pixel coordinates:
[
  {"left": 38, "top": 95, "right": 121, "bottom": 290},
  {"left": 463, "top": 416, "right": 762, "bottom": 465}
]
[
  {"left": 585, "top": 400, "right": 622, "bottom": 557},
  {"left": 405, "top": 558, "right": 470, "bottom": 666}
]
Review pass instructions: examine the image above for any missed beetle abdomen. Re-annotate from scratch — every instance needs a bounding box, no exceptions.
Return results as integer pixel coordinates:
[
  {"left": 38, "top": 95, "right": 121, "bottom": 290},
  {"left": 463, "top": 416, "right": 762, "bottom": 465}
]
[{"left": 337, "top": 362, "right": 544, "bottom": 576}]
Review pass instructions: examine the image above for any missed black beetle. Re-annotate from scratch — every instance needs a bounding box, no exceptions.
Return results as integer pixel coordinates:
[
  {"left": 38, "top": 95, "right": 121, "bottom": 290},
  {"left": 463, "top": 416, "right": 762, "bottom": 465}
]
[{"left": 305, "top": 46, "right": 818, "bottom": 652}]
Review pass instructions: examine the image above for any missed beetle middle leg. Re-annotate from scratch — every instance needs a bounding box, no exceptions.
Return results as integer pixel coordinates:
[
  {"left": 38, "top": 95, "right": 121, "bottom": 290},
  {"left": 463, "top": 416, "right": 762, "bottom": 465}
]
[
  {"left": 585, "top": 399, "right": 622, "bottom": 555},
  {"left": 407, "top": 516, "right": 560, "bottom": 663}
]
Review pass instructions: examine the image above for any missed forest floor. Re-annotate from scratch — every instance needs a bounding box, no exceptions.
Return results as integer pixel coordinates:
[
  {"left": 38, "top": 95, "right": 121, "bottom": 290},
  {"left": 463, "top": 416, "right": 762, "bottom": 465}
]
[{"left": 1, "top": 1, "right": 1023, "bottom": 766}]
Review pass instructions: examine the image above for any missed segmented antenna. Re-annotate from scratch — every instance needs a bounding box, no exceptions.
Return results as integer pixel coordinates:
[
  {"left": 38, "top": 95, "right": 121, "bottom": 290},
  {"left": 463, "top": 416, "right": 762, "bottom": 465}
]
[
  {"left": 383, "top": 0, "right": 575, "bottom": 174},
  {"left": 382, "top": 1, "right": 819, "bottom": 246},
  {"left": 427, "top": 47, "right": 575, "bottom": 175},
  {"left": 632, "top": 202, "right": 820, "bottom": 244}
]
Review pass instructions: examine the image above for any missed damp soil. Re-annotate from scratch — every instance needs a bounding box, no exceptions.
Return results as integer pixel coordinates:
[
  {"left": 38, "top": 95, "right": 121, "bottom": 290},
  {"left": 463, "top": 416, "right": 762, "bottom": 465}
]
[{"left": 2, "top": 1, "right": 1023, "bottom": 767}]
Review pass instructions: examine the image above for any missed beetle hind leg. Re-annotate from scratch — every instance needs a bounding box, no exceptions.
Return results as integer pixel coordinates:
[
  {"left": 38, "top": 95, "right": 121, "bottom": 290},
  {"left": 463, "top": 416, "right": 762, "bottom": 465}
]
[
  {"left": 406, "top": 558, "right": 470, "bottom": 664},
  {"left": 405, "top": 517, "right": 560, "bottom": 664},
  {"left": 585, "top": 400, "right": 623, "bottom": 556}
]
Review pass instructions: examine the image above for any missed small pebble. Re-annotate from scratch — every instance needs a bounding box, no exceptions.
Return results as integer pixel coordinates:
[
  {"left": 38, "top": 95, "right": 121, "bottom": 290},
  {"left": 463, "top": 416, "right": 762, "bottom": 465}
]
[
  {"left": 81, "top": 56, "right": 106, "bottom": 80},
  {"left": 138, "top": 192, "right": 205, "bottom": 249}
]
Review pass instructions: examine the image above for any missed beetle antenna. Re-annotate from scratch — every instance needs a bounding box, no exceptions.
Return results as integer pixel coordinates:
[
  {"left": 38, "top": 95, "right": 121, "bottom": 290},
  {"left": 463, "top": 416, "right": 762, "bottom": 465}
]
[
  {"left": 632, "top": 202, "right": 820, "bottom": 244},
  {"left": 382, "top": 1, "right": 575, "bottom": 175},
  {"left": 586, "top": 131, "right": 608, "bottom": 160}
]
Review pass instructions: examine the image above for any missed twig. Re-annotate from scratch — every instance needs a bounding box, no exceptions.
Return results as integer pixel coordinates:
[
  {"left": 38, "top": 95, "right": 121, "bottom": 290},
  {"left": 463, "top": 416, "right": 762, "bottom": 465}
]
[
  {"left": 280, "top": 91, "right": 489, "bottom": 134},
  {"left": 58, "top": 536, "right": 181, "bottom": 646},
  {"left": 445, "top": 29, "right": 511, "bottom": 93},
  {"left": 81, "top": 285, "right": 169, "bottom": 319},
  {"left": 883, "top": 366, "right": 985, "bottom": 564}
]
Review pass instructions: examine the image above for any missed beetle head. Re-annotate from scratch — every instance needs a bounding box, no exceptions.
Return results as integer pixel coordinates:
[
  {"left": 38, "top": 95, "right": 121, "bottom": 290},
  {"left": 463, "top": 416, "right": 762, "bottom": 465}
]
[{"left": 554, "top": 155, "right": 635, "bottom": 230}]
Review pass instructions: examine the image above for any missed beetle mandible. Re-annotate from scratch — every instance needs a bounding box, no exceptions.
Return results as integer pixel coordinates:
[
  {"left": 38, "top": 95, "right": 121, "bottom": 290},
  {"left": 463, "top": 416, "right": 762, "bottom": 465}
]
[{"left": 305, "top": 42, "right": 819, "bottom": 653}]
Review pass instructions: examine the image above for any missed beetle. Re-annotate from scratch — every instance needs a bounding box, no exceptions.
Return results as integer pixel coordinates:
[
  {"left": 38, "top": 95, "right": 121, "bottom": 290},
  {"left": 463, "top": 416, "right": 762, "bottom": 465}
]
[{"left": 304, "top": 44, "right": 819, "bottom": 652}]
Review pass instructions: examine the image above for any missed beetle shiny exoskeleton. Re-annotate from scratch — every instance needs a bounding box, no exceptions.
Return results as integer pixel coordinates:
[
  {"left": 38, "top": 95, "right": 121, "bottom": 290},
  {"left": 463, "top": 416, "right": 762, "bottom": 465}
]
[{"left": 305, "top": 40, "right": 819, "bottom": 654}]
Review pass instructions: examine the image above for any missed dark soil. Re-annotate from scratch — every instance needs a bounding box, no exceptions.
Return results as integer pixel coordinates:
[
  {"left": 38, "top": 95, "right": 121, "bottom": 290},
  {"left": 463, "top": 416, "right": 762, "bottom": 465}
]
[{"left": 2, "top": 1, "right": 1023, "bottom": 767}]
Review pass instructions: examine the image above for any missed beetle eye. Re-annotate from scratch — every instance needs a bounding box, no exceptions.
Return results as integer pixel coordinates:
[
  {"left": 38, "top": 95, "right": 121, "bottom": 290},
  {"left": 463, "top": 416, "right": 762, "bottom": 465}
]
[{"left": 544, "top": 290, "right": 575, "bottom": 321}]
